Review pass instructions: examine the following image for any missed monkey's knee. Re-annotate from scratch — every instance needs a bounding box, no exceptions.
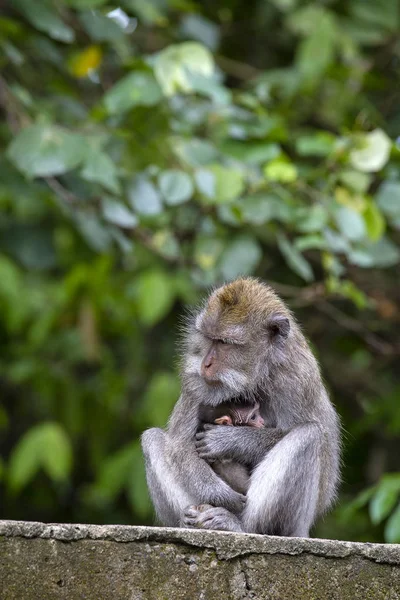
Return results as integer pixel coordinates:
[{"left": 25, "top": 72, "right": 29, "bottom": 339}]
[{"left": 141, "top": 427, "right": 165, "bottom": 458}]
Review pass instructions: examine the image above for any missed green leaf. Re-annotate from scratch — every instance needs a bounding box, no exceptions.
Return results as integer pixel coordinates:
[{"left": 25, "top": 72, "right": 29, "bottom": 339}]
[
  {"left": 294, "top": 234, "right": 327, "bottom": 252},
  {"left": 7, "top": 124, "right": 87, "bottom": 177},
  {"left": 65, "top": 0, "right": 108, "bottom": 7},
  {"left": 174, "top": 138, "right": 219, "bottom": 167},
  {"left": 277, "top": 234, "right": 314, "bottom": 281},
  {"left": 81, "top": 149, "right": 120, "bottom": 193},
  {"left": 185, "top": 71, "right": 232, "bottom": 105},
  {"left": 240, "top": 194, "right": 277, "bottom": 225},
  {"left": 142, "top": 372, "right": 180, "bottom": 427},
  {"left": 76, "top": 212, "right": 112, "bottom": 252},
  {"left": 264, "top": 157, "right": 297, "bottom": 183},
  {"left": 95, "top": 442, "right": 138, "bottom": 499},
  {"left": 385, "top": 503, "right": 400, "bottom": 543},
  {"left": 41, "top": 424, "right": 73, "bottom": 483},
  {"left": 219, "top": 235, "right": 262, "bottom": 280},
  {"left": 339, "top": 170, "right": 371, "bottom": 193},
  {"left": 126, "top": 444, "right": 151, "bottom": 518},
  {"left": 221, "top": 141, "right": 280, "bottom": 164},
  {"left": 334, "top": 206, "right": 366, "bottom": 241},
  {"left": 79, "top": 11, "right": 124, "bottom": 42},
  {"left": 135, "top": 270, "right": 175, "bottom": 325},
  {"left": 359, "top": 238, "right": 400, "bottom": 268},
  {"left": 376, "top": 181, "right": 400, "bottom": 224},
  {"left": 102, "top": 198, "right": 137, "bottom": 228},
  {"left": 152, "top": 230, "right": 180, "bottom": 260},
  {"left": 363, "top": 201, "right": 385, "bottom": 241},
  {"left": 104, "top": 72, "right": 162, "bottom": 114},
  {"left": 128, "top": 177, "right": 163, "bottom": 216},
  {"left": 180, "top": 14, "right": 220, "bottom": 51},
  {"left": 8, "top": 423, "right": 72, "bottom": 492},
  {"left": 194, "top": 168, "right": 216, "bottom": 200},
  {"left": 154, "top": 42, "right": 214, "bottom": 96},
  {"left": 194, "top": 236, "right": 224, "bottom": 270},
  {"left": 13, "top": 0, "right": 75, "bottom": 43},
  {"left": 370, "top": 476, "right": 400, "bottom": 525},
  {"left": 294, "top": 205, "right": 328, "bottom": 233},
  {"left": 296, "top": 11, "right": 336, "bottom": 82},
  {"left": 205, "top": 165, "right": 245, "bottom": 203},
  {"left": 295, "top": 132, "right": 336, "bottom": 157},
  {"left": 350, "top": 129, "right": 392, "bottom": 173},
  {"left": 158, "top": 170, "right": 194, "bottom": 205}
]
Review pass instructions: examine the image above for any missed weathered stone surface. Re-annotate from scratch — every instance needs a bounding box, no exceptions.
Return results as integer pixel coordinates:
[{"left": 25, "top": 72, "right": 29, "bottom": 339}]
[{"left": 0, "top": 520, "right": 399, "bottom": 599}]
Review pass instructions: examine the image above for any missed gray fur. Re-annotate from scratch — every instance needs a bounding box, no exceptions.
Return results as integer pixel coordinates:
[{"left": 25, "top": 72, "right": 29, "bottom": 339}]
[{"left": 141, "top": 278, "right": 340, "bottom": 537}]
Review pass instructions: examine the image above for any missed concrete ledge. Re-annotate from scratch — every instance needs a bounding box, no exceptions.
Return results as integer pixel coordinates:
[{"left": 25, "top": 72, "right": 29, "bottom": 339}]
[{"left": 0, "top": 520, "right": 399, "bottom": 599}]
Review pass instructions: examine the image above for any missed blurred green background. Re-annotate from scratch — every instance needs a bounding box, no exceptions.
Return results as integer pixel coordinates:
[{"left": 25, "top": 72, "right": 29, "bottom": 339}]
[{"left": 0, "top": 0, "right": 399, "bottom": 543}]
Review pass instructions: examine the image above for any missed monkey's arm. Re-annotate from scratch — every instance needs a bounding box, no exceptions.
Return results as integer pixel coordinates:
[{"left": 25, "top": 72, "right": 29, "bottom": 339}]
[
  {"left": 166, "top": 398, "right": 246, "bottom": 513},
  {"left": 195, "top": 425, "right": 287, "bottom": 468}
]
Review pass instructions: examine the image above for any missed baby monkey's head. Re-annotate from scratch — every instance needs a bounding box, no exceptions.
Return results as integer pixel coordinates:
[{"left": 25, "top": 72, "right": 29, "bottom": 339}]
[{"left": 214, "top": 401, "right": 265, "bottom": 429}]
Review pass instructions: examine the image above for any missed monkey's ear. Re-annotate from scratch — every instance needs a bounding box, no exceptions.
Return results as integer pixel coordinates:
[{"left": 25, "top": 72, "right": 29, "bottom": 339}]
[{"left": 268, "top": 314, "right": 290, "bottom": 340}]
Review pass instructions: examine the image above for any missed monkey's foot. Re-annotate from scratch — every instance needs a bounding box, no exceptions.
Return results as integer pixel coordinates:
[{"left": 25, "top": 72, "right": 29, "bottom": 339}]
[{"left": 182, "top": 504, "right": 243, "bottom": 532}]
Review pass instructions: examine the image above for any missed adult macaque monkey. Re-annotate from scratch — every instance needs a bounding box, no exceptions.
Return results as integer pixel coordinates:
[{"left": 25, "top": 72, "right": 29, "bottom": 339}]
[{"left": 141, "top": 278, "right": 340, "bottom": 537}]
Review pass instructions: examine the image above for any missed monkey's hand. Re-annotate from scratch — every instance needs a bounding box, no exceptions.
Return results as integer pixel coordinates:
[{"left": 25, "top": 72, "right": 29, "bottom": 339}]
[{"left": 195, "top": 424, "right": 237, "bottom": 462}]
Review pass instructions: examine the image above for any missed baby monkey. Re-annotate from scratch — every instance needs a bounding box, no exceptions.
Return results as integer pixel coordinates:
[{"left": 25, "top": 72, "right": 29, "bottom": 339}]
[{"left": 198, "top": 402, "right": 264, "bottom": 494}]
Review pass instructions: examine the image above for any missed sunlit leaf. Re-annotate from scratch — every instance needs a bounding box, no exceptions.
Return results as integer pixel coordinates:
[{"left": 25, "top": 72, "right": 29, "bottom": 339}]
[
  {"left": 363, "top": 201, "right": 385, "bottom": 241},
  {"left": 69, "top": 45, "right": 102, "bottom": 78},
  {"left": 350, "top": 129, "right": 392, "bottom": 173},
  {"left": 154, "top": 42, "right": 214, "bottom": 96},
  {"left": 264, "top": 157, "right": 297, "bottom": 183}
]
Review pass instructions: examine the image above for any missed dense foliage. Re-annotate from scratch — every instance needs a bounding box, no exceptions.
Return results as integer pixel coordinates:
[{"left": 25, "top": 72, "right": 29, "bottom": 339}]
[{"left": 0, "top": 0, "right": 399, "bottom": 542}]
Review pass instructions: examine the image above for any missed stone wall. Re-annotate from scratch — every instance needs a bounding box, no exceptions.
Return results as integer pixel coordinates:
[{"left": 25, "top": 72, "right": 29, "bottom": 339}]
[{"left": 1, "top": 520, "right": 399, "bottom": 599}]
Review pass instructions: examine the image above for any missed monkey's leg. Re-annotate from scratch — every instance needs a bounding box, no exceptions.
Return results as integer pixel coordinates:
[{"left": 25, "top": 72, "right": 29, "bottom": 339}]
[
  {"left": 141, "top": 428, "right": 196, "bottom": 527},
  {"left": 243, "top": 424, "right": 321, "bottom": 537}
]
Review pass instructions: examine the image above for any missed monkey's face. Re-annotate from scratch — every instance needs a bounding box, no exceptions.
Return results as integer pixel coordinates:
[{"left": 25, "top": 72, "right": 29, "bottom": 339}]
[{"left": 183, "top": 279, "right": 291, "bottom": 403}]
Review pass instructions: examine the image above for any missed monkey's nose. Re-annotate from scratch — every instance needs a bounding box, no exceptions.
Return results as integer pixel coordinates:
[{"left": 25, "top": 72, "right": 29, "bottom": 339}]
[
  {"left": 203, "top": 356, "right": 213, "bottom": 369},
  {"left": 201, "top": 359, "right": 215, "bottom": 379}
]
